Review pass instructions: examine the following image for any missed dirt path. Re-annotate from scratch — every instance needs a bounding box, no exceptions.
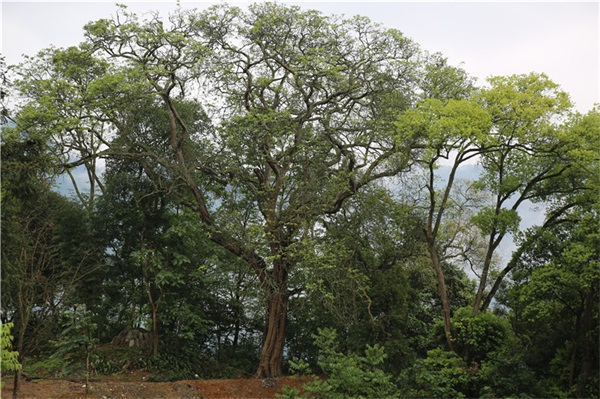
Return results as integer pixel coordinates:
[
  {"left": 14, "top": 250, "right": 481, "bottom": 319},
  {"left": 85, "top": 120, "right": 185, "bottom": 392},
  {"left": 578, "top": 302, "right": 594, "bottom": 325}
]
[{"left": 1, "top": 375, "right": 307, "bottom": 399}]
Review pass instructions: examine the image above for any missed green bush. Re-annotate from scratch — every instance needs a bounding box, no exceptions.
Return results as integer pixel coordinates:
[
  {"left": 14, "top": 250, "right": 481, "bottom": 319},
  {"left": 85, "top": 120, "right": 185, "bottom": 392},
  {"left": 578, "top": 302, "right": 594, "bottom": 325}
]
[
  {"left": 477, "top": 336, "right": 541, "bottom": 398},
  {"left": 26, "top": 357, "right": 68, "bottom": 378},
  {"left": 51, "top": 305, "right": 98, "bottom": 377},
  {"left": 398, "top": 348, "right": 473, "bottom": 398},
  {"left": 450, "top": 308, "right": 510, "bottom": 363},
  {"left": 91, "top": 346, "right": 151, "bottom": 375},
  {"left": 279, "top": 328, "right": 399, "bottom": 399},
  {"left": 1, "top": 323, "right": 21, "bottom": 388},
  {"left": 147, "top": 343, "right": 210, "bottom": 381},
  {"left": 405, "top": 310, "right": 541, "bottom": 398},
  {"left": 148, "top": 352, "right": 199, "bottom": 381},
  {"left": 51, "top": 305, "right": 98, "bottom": 394}
]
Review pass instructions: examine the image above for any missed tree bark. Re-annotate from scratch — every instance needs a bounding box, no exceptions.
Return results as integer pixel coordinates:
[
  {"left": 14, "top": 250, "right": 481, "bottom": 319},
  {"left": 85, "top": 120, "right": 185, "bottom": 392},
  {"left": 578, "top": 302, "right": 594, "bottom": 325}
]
[
  {"left": 146, "top": 283, "right": 160, "bottom": 357},
  {"left": 12, "top": 334, "right": 25, "bottom": 399},
  {"left": 473, "top": 231, "right": 498, "bottom": 314},
  {"left": 12, "top": 364, "right": 22, "bottom": 399},
  {"left": 257, "top": 277, "right": 288, "bottom": 378},
  {"left": 151, "top": 304, "right": 159, "bottom": 357},
  {"left": 257, "top": 293, "right": 287, "bottom": 378},
  {"left": 428, "top": 244, "right": 453, "bottom": 351}
]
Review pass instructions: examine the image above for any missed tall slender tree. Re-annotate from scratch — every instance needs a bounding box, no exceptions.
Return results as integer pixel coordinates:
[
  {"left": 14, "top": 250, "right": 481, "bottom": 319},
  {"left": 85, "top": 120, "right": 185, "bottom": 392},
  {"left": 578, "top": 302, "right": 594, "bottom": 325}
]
[{"left": 395, "top": 73, "right": 587, "bottom": 346}]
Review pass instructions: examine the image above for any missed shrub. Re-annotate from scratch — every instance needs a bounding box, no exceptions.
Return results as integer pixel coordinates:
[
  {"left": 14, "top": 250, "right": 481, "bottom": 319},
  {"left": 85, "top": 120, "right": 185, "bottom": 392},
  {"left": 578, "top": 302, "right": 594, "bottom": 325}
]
[
  {"left": 52, "top": 305, "right": 98, "bottom": 394},
  {"left": 408, "top": 311, "right": 539, "bottom": 398},
  {"left": 279, "top": 328, "right": 399, "bottom": 399},
  {"left": 450, "top": 308, "right": 510, "bottom": 363},
  {"left": 90, "top": 346, "right": 151, "bottom": 375},
  {"left": 26, "top": 357, "right": 68, "bottom": 378},
  {"left": 1, "top": 323, "right": 21, "bottom": 388},
  {"left": 478, "top": 336, "right": 542, "bottom": 398},
  {"left": 398, "top": 348, "right": 473, "bottom": 398}
]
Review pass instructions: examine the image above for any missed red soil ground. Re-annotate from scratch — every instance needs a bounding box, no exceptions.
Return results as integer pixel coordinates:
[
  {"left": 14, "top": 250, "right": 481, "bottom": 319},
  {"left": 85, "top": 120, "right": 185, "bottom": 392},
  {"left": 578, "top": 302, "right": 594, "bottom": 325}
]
[{"left": 1, "top": 372, "right": 309, "bottom": 399}]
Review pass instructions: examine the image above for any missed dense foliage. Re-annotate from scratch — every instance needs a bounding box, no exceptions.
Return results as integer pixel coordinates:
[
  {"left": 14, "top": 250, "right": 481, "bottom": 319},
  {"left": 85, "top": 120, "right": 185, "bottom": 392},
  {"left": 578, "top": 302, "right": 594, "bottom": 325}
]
[{"left": 1, "top": 3, "right": 598, "bottom": 398}]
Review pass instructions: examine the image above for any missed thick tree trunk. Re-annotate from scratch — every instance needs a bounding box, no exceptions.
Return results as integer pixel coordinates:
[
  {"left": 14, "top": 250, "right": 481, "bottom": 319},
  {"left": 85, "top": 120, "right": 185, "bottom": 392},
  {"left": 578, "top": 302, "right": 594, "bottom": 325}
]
[
  {"left": 429, "top": 245, "right": 453, "bottom": 351},
  {"left": 257, "top": 288, "right": 288, "bottom": 378},
  {"left": 12, "top": 366, "right": 21, "bottom": 399},
  {"left": 12, "top": 337, "right": 25, "bottom": 399}
]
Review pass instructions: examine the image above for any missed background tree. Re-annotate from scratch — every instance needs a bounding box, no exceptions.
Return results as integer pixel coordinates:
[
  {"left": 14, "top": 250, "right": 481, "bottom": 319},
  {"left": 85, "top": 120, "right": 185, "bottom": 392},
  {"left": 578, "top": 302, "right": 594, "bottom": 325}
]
[
  {"left": 1, "top": 127, "right": 100, "bottom": 397},
  {"left": 501, "top": 118, "right": 599, "bottom": 397},
  {"left": 93, "top": 157, "right": 260, "bottom": 378},
  {"left": 394, "top": 73, "right": 583, "bottom": 347},
  {"left": 471, "top": 73, "right": 575, "bottom": 313},
  {"left": 12, "top": 47, "right": 119, "bottom": 214},
  {"left": 287, "top": 185, "right": 431, "bottom": 370},
  {"left": 395, "top": 97, "right": 490, "bottom": 347},
  {"left": 484, "top": 106, "right": 600, "bottom": 311},
  {"left": 1, "top": 55, "right": 13, "bottom": 125}
]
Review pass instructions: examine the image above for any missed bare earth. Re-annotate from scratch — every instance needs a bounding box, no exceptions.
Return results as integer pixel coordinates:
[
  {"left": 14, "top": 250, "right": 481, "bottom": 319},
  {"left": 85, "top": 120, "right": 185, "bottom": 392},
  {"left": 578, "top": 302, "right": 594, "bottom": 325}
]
[{"left": 1, "top": 372, "right": 309, "bottom": 399}]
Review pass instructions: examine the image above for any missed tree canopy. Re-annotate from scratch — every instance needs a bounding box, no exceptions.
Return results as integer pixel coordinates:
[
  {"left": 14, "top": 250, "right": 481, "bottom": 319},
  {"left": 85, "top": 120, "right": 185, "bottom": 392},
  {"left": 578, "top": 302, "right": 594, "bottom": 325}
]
[{"left": 2, "top": 3, "right": 598, "bottom": 397}]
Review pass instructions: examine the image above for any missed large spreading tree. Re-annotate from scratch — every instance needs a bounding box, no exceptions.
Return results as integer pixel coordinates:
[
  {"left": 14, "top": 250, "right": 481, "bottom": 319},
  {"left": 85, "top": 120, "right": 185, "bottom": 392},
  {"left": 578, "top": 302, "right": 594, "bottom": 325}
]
[{"left": 12, "top": 3, "right": 460, "bottom": 377}]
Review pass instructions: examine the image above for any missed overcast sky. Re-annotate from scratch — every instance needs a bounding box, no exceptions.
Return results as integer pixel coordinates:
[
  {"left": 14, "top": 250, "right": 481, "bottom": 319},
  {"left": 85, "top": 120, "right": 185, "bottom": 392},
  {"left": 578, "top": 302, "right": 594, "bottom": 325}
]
[{"left": 2, "top": 1, "right": 599, "bottom": 113}]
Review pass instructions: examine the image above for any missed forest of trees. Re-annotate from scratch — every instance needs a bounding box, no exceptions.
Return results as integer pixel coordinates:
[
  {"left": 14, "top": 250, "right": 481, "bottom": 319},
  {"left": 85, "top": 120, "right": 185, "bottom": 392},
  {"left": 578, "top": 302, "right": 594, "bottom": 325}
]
[{"left": 1, "top": 3, "right": 598, "bottom": 398}]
